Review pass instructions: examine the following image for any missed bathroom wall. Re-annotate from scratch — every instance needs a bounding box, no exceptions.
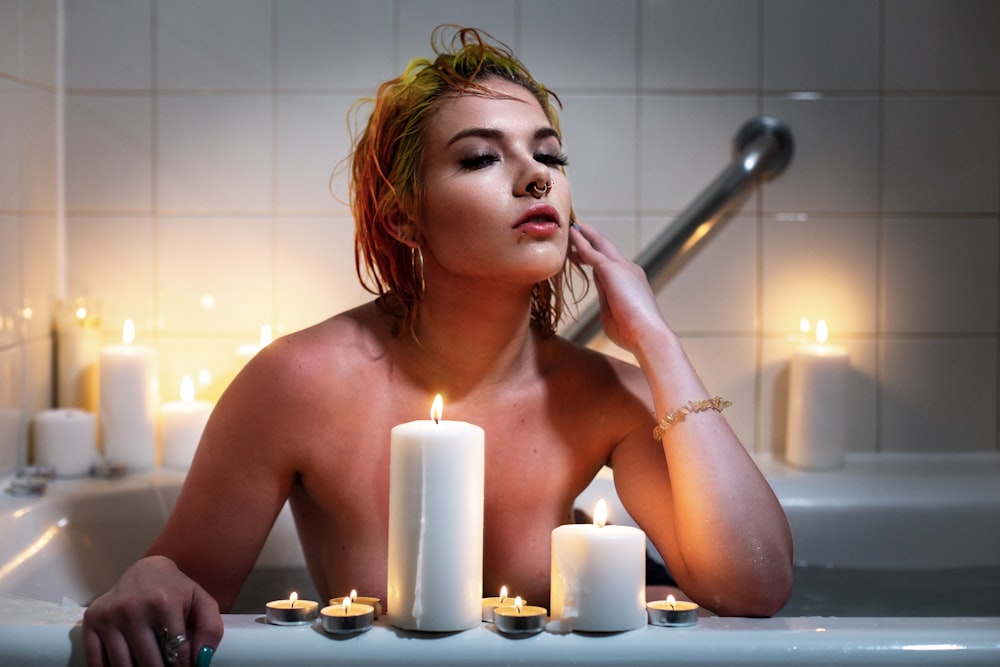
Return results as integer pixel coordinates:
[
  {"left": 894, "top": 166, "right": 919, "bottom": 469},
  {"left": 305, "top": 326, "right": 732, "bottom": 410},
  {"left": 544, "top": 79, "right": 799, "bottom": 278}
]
[
  {"left": 2, "top": 0, "right": 998, "bottom": 475},
  {"left": 0, "top": 0, "right": 60, "bottom": 476}
]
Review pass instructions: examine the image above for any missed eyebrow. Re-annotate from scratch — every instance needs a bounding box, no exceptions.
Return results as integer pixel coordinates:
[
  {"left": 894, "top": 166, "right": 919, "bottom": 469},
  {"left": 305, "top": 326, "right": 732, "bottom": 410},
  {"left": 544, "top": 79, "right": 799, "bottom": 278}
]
[{"left": 446, "top": 126, "right": 560, "bottom": 147}]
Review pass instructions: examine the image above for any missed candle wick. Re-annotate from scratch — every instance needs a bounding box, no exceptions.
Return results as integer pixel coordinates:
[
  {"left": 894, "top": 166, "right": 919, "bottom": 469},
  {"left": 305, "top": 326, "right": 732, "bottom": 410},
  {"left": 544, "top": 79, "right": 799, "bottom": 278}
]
[{"left": 434, "top": 416, "right": 439, "bottom": 425}]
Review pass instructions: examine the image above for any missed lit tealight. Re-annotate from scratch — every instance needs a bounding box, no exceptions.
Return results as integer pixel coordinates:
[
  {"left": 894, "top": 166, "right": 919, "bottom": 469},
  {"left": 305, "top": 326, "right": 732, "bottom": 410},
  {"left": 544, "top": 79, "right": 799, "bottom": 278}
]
[
  {"left": 646, "top": 594, "right": 699, "bottom": 627},
  {"left": 493, "top": 596, "right": 547, "bottom": 636},
  {"left": 265, "top": 591, "right": 319, "bottom": 626}
]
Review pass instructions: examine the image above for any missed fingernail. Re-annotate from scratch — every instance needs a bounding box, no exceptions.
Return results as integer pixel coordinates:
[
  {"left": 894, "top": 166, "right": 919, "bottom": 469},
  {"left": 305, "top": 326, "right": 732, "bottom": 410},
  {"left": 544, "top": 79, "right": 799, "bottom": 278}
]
[
  {"left": 197, "top": 646, "right": 215, "bottom": 667},
  {"left": 571, "top": 222, "right": 580, "bottom": 230}
]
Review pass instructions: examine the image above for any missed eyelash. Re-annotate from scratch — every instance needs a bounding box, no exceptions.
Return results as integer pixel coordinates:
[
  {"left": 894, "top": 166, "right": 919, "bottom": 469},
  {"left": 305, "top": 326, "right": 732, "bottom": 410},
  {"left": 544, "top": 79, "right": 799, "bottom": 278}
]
[{"left": 459, "top": 151, "right": 570, "bottom": 171}]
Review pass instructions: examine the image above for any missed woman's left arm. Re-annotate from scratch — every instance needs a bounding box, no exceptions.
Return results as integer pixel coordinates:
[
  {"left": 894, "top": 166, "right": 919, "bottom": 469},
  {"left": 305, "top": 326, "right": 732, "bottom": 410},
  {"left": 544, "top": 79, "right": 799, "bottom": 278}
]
[{"left": 570, "top": 221, "right": 793, "bottom": 616}]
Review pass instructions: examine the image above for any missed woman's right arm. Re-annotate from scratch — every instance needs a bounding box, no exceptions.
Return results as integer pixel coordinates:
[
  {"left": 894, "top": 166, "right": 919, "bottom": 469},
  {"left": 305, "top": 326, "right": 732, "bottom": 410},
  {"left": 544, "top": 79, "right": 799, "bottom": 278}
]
[{"left": 82, "top": 340, "right": 307, "bottom": 666}]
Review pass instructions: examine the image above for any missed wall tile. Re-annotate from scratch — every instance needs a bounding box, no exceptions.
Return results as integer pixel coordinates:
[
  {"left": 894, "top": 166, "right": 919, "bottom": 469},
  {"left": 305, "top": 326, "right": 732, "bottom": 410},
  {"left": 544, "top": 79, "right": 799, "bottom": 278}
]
[
  {"left": 20, "top": 0, "right": 58, "bottom": 87},
  {"left": 21, "top": 213, "right": 57, "bottom": 341},
  {"left": 277, "top": 94, "right": 356, "bottom": 212},
  {"left": 559, "top": 93, "right": 638, "bottom": 214},
  {"left": 396, "top": 0, "right": 517, "bottom": 71},
  {"left": 275, "top": 215, "right": 369, "bottom": 334},
  {"left": 0, "top": 0, "right": 21, "bottom": 79},
  {"left": 66, "top": 215, "right": 156, "bottom": 335},
  {"left": 65, "top": 0, "right": 152, "bottom": 90},
  {"left": 0, "top": 79, "right": 22, "bottom": 212},
  {"left": 21, "top": 86, "right": 57, "bottom": 213},
  {"left": 762, "top": 96, "right": 879, "bottom": 214},
  {"left": 762, "top": 0, "right": 879, "bottom": 91},
  {"left": 883, "top": 217, "right": 999, "bottom": 334},
  {"left": 520, "top": 0, "right": 636, "bottom": 91},
  {"left": 277, "top": 0, "right": 394, "bottom": 90},
  {"left": 761, "top": 217, "right": 878, "bottom": 335},
  {"left": 66, "top": 95, "right": 153, "bottom": 212},
  {"left": 881, "top": 339, "right": 997, "bottom": 452},
  {"left": 157, "top": 95, "right": 273, "bottom": 213},
  {"left": 157, "top": 215, "right": 273, "bottom": 333},
  {"left": 0, "top": 216, "right": 21, "bottom": 348},
  {"left": 885, "top": 0, "right": 1000, "bottom": 91},
  {"left": 641, "top": 0, "right": 759, "bottom": 91},
  {"left": 639, "top": 95, "right": 759, "bottom": 211},
  {"left": 646, "top": 215, "right": 756, "bottom": 334},
  {"left": 883, "top": 97, "right": 1000, "bottom": 214},
  {"left": 157, "top": 0, "right": 272, "bottom": 90}
]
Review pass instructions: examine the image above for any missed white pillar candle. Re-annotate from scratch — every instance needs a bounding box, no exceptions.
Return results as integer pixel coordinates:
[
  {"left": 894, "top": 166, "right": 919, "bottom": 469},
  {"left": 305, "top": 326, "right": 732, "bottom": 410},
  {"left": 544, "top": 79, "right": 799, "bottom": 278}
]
[
  {"left": 786, "top": 320, "right": 850, "bottom": 470},
  {"left": 55, "top": 299, "right": 101, "bottom": 412},
  {"left": 32, "top": 408, "right": 97, "bottom": 477},
  {"left": 160, "top": 375, "right": 212, "bottom": 469},
  {"left": 387, "top": 394, "right": 485, "bottom": 632},
  {"left": 99, "top": 319, "right": 158, "bottom": 471},
  {"left": 550, "top": 499, "right": 647, "bottom": 632}
]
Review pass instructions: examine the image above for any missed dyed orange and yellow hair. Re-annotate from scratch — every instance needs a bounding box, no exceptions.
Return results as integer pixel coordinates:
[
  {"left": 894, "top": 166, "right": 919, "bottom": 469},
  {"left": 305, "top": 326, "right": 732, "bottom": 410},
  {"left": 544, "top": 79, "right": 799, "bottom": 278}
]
[{"left": 350, "top": 25, "right": 584, "bottom": 337}]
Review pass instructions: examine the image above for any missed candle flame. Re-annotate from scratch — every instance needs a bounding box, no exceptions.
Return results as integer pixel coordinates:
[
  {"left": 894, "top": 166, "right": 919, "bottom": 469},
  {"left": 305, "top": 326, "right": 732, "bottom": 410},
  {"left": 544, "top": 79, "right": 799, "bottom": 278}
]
[
  {"left": 75, "top": 305, "right": 88, "bottom": 321},
  {"left": 342, "top": 596, "right": 352, "bottom": 613},
  {"left": 180, "top": 375, "right": 195, "bottom": 403},
  {"left": 259, "top": 324, "right": 273, "bottom": 347},
  {"left": 593, "top": 499, "right": 608, "bottom": 528},
  {"left": 799, "top": 316, "right": 810, "bottom": 335},
  {"left": 431, "top": 394, "right": 443, "bottom": 424},
  {"left": 666, "top": 594, "right": 676, "bottom": 610},
  {"left": 122, "top": 319, "right": 135, "bottom": 346},
  {"left": 816, "top": 319, "right": 829, "bottom": 344},
  {"left": 288, "top": 591, "right": 298, "bottom": 608},
  {"left": 350, "top": 589, "right": 358, "bottom": 602},
  {"left": 499, "top": 585, "right": 508, "bottom": 603},
  {"left": 514, "top": 596, "right": 523, "bottom": 614}
]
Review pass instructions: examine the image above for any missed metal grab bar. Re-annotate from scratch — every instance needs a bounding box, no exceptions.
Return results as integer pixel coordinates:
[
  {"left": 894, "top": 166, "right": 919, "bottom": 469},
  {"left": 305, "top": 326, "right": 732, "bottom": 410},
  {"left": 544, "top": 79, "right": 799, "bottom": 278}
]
[{"left": 565, "top": 115, "right": 794, "bottom": 344}]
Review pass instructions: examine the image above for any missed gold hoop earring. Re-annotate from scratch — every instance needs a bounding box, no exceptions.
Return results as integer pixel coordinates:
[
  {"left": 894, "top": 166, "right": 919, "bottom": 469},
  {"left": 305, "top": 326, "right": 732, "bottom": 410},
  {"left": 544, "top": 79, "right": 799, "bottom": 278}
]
[{"left": 411, "top": 245, "right": 425, "bottom": 299}]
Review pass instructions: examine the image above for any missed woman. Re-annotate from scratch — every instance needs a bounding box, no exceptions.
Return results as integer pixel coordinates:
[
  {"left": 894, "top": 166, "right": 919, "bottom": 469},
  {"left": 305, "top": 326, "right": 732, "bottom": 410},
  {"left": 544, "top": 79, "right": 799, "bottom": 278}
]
[{"left": 83, "top": 26, "right": 792, "bottom": 666}]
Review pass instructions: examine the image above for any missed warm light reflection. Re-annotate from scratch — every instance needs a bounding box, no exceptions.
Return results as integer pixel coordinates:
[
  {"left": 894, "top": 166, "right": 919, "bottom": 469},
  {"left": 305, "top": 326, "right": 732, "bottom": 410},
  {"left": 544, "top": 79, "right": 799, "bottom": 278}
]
[
  {"left": 0, "top": 519, "right": 67, "bottom": 582},
  {"left": 816, "top": 320, "right": 829, "bottom": 344},
  {"left": 259, "top": 324, "right": 273, "bottom": 347},
  {"left": 593, "top": 499, "right": 608, "bottom": 528},
  {"left": 431, "top": 394, "right": 444, "bottom": 423},
  {"left": 180, "top": 375, "right": 195, "bottom": 403},
  {"left": 122, "top": 319, "right": 136, "bottom": 346}
]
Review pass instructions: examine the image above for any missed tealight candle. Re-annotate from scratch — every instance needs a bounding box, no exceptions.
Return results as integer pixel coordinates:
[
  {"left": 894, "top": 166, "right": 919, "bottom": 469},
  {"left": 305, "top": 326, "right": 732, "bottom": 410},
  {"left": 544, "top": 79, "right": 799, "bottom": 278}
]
[
  {"left": 321, "top": 597, "right": 375, "bottom": 634},
  {"left": 647, "top": 595, "right": 699, "bottom": 627},
  {"left": 330, "top": 589, "right": 382, "bottom": 618},
  {"left": 387, "top": 394, "right": 485, "bottom": 632},
  {"left": 786, "top": 319, "right": 849, "bottom": 470},
  {"left": 550, "top": 499, "right": 647, "bottom": 632},
  {"left": 493, "top": 597, "right": 546, "bottom": 635},
  {"left": 265, "top": 592, "right": 319, "bottom": 626},
  {"left": 482, "top": 586, "right": 516, "bottom": 622}
]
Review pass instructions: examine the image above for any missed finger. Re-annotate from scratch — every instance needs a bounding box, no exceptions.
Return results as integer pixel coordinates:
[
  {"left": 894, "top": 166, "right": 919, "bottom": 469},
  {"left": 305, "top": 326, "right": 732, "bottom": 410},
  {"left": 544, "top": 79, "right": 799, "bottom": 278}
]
[
  {"left": 570, "top": 221, "right": 629, "bottom": 264},
  {"left": 187, "top": 592, "right": 223, "bottom": 666}
]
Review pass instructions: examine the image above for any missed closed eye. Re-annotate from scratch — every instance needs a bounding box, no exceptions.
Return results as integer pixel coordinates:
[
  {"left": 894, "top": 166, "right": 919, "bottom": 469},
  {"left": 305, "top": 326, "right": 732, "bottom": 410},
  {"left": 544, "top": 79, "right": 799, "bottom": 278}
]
[
  {"left": 536, "top": 152, "right": 569, "bottom": 168},
  {"left": 459, "top": 152, "right": 500, "bottom": 170}
]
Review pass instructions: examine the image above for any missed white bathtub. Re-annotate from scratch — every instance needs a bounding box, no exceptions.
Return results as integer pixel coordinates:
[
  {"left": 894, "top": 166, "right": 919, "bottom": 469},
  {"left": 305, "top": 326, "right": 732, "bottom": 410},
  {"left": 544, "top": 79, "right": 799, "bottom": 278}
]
[{"left": 2, "top": 454, "right": 999, "bottom": 666}]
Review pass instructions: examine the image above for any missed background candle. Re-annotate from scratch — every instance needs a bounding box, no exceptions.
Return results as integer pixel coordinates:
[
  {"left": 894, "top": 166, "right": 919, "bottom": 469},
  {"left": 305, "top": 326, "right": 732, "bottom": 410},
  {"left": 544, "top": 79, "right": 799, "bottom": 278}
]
[
  {"left": 786, "top": 320, "right": 849, "bottom": 470},
  {"left": 493, "top": 598, "right": 546, "bottom": 635},
  {"left": 387, "top": 394, "right": 485, "bottom": 632},
  {"left": 550, "top": 499, "right": 647, "bottom": 632},
  {"left": 55, "top": 298, "right": 101, "bottom": 412},
  {"left": 265, "top": 592, "right": 318, "bottom": 625},
  {"left": 99, "top": 319, "right": 158, "bottom": 470},
  {"left": 160, "top": 375, "right": 212, "bottom": 469},
  {"left": 32, "top": 408, "right": 97, "bottom": 477},
  {"left": 482, "top": 586, "right": 514, "bottom": 622}
]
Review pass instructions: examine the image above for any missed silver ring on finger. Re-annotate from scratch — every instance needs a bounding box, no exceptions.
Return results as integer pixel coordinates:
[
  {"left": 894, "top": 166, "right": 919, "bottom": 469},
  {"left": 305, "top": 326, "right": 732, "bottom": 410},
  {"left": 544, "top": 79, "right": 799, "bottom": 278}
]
[{"left": 158, "top": 626, "right": 189, "bottom": 665}]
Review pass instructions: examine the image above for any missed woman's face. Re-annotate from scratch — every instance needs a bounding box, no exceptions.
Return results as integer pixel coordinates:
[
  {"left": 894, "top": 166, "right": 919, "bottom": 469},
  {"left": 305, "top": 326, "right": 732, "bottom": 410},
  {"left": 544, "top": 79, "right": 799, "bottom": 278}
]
[{"left": 416, "top": 77, "right": 572, "bottom": 289}]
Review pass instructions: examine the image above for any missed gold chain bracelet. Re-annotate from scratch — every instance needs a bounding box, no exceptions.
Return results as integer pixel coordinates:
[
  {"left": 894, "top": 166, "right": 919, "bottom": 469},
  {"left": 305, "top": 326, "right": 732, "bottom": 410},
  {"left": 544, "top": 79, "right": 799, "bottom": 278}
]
[{"left": 653, "top": 396, "right": 732, "bottom": 441}]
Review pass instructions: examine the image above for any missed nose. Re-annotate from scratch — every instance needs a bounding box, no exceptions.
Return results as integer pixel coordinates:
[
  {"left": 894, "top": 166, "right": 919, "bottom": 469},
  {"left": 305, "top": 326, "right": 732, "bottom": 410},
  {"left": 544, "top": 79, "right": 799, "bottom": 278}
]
[
  {"left": 525, "top": 180, "right": 552, "bottom": 198},
  {"left": 517, "top": 156, "right": 554, "bottom": 199}
]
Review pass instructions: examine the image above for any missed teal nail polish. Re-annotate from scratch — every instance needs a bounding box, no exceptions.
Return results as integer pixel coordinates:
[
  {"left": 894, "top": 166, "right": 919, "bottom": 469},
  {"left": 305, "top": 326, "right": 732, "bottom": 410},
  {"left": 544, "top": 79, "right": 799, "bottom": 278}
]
[{"left": 197, "top": 646, "right": 215, "bottom": 667}]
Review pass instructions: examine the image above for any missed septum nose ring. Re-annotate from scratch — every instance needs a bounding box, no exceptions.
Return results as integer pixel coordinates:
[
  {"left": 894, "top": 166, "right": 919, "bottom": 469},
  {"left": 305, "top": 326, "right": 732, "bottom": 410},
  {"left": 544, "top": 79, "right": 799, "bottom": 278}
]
[{"left": 527, "top": 181, "right": 552, "bottom": 198}]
